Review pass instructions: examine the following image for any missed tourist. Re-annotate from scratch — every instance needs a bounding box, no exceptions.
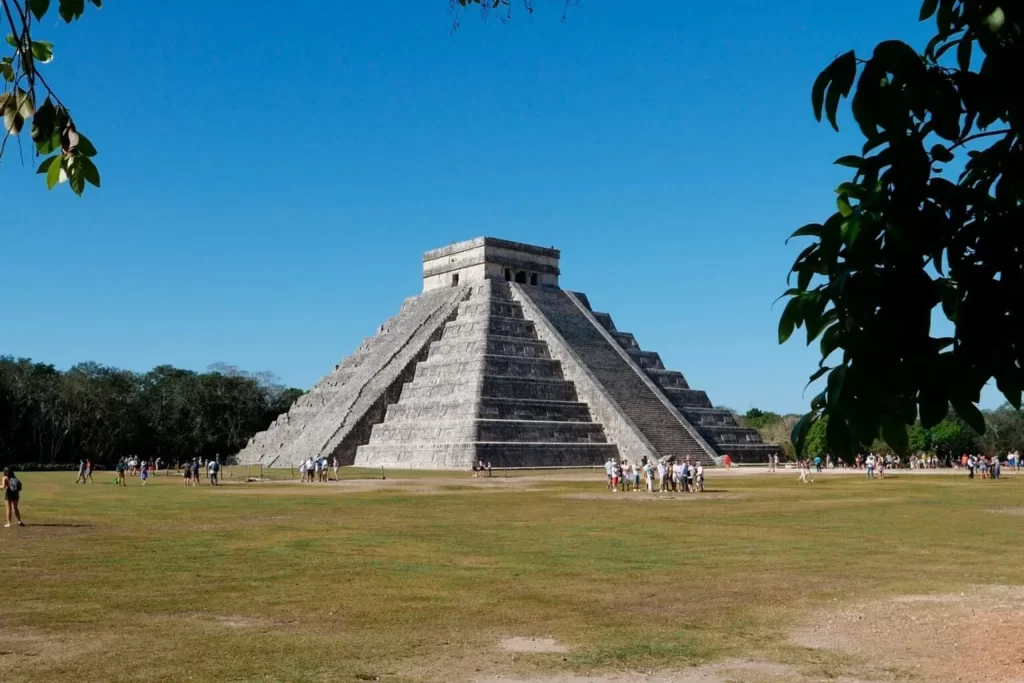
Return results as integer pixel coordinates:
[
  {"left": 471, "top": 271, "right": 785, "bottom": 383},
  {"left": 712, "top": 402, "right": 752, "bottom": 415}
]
[
  {"left": 209, "top": 459, "right": 220, "bottom": 486},
  {"left": 84, "top": 458, "right": 93, "bottom": 483},
  {"left": 658, "top": 460, "right": 668, "bottom": 492},
  {"left": 813, "top": 455, "right": 822, "bottom": 473},
  {"left": 611, "top": 461, "right": 620, "bottom": 493},
  {"left": 3, "top": 467, "right": 24, "bottom": 527},
  {"left": 76, "top": 458, "right": 87, "bottom": 484},
  {"left": 797, "top": 460, "right": 810, "bottom": 483},
  {"left": 645, "top": 461, "right": 655, "bottom": 492},
  {"left": 140, "top": 462, "right": 149, "bottom": 486},
  {"left": 723, "top": 454, "right": 732, "bottom": 469},
  {"left": 992, "top": 455, "right": 1001, "bottom": 480},
  {"left": 191, "top": 459, "right": 201, "bottom": 486},
  {"left": 695, "top": 462, "right": 704, "bottom": 492},
  {"left": 183, "top": 462, "right": 192, "bottom": 487},
  {"left": 631, "top": 461, "right": 640, "bottom": 492},
  {"left": 332, "top": 456, "right": 340, "bottom": 481},
  {"left": 604, "top": 458, "right": 614, "bottom": 489},
  {"left": 304, "top": 457, "right": 314, "bottom": 482},
  {"left": 484, "top": 461, "right": 492, "bottom": 477},
  {"left": 865, "top": 453, "right": 875, "bottom": 479},
  {"left": 115, "top": 458, "right": 127, "bottom": 486},
  {"left": 300, "top": 459, "right": 308, "bottom": 482},
  {"left": 686, "top": 461, "right": 696, "bottom": 493}
]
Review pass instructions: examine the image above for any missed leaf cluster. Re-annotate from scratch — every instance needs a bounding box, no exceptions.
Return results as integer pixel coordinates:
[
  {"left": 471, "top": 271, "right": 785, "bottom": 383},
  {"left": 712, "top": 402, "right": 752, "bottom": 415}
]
[
  {"left": 2, "top": 0, "right": 100, "bottom": 194},
  {"left": 781, "top": 1, "right": 1022, "bottom": 460}
]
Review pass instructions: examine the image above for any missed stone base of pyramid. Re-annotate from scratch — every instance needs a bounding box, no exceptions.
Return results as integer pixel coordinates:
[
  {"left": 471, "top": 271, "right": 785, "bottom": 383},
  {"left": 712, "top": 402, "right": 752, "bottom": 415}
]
[{"left": 354, "top": 442, "right": 618, "bottom": 469}]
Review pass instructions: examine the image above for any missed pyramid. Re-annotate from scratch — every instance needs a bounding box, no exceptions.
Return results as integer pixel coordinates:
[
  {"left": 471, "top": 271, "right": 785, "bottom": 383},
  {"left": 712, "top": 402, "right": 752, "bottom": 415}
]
[{"left": 236, "top": 238, "right": 779, "bottom": 469}]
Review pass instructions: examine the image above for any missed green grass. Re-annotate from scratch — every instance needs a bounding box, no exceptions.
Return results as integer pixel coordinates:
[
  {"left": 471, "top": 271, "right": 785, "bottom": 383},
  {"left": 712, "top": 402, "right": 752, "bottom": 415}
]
[{"left": 2, "top": 469, "right": 1022, "bottom": 682}]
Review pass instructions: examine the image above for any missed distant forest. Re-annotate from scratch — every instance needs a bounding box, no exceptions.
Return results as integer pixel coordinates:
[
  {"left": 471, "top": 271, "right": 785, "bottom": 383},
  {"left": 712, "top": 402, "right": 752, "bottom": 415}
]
[
  {"left": 0, "top": 357, "right": 303, "bottom": 468},
  {"left": 736, "top": 406, "right": 1024, "bottom": 462}
]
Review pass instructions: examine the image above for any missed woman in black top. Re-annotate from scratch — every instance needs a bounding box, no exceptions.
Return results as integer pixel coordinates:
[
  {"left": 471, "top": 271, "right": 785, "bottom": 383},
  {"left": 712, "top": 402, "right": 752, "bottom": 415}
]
[{"left": 3, "top": 467, "right": 24, "bottom": 527}]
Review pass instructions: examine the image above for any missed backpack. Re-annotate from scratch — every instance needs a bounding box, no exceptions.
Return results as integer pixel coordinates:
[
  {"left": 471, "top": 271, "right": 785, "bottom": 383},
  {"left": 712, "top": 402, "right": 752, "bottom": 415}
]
[{"left": 9, "top": 476, "right": 22, "bottom": 493}]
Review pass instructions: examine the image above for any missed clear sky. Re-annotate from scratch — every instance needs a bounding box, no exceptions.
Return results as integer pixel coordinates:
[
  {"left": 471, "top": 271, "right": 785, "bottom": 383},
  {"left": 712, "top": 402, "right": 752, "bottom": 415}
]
[{"left": 0, "top": 0, "right": 1003, "bottom": 414}]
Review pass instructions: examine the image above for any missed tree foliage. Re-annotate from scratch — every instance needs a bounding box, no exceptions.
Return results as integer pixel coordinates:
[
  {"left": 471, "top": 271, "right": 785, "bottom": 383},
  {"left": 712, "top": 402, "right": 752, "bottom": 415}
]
[
  {"left": 0, "top": 357, "right": 302, "bottom": 467},
  {"left": 1, "top": 0, "right": 101, "bottom": 194},
  {"left": 782, "top": 1, "right": 1022, "bottom": 460}
]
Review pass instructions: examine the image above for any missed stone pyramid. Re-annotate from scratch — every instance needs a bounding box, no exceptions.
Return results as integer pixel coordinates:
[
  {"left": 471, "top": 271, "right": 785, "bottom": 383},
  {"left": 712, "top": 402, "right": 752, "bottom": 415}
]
[{"left": 236, "top": 238, "right": 779, "bottom": 469}]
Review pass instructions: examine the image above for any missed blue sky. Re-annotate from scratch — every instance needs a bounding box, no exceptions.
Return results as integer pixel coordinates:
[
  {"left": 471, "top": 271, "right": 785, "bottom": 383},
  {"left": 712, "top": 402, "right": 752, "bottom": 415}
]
[{"left": 0, "top": 0, "right": 1003, "bottom": 414}]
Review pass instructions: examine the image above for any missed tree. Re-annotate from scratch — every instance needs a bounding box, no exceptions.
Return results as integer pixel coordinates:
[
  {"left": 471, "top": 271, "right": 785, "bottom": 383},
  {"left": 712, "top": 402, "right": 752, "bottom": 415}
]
[
  {"left": 781, "top": 1, "right": 1022, "bottom": 461},
  {"left": 908, "top": 422, "right": 932, "bottom": 453},
  {"left": 1, "top": 0, "right": 101, "bottom": 194},
  {"left": 929, "top": 417, "right": 978, "bottom": 460}
]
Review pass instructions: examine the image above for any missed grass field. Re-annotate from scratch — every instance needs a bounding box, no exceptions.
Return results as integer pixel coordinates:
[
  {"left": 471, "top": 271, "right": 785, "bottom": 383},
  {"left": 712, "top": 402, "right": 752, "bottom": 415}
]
[{"left": 2, "top": 467, "right": 1023, "bottom": 683}]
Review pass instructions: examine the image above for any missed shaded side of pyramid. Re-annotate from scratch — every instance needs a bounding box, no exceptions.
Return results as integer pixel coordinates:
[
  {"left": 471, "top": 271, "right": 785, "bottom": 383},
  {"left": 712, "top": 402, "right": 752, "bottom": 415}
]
[
  {"left": 581, "top": 300, "right": 782, "bottom": 463},
  {"left": 235, "top": 285, "right": 469, "bottom": 467}
]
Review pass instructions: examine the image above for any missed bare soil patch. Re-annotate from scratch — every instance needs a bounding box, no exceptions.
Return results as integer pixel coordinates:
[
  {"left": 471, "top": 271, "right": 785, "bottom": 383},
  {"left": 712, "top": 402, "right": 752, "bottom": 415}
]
[
  {"left": 473, "top": 658, "right": 871, "bottom": 683},
  {"left": 991, "top": 507, "right": 1024, "bottom": 517},
  {"left": 500, "top": 637, "right": 569, "bottom": 654},
  {"left": 791, "top": 585, "right": 1024, "bottom": 683}
]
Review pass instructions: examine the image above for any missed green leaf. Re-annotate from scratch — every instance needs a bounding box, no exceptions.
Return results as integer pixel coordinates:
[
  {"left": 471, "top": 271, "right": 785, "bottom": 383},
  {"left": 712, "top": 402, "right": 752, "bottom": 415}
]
[
  {"left": 881, "top": 416, "right": 909, "bottom": 455},
  {"left": 930, "top": 144, "right": 953, "bottom": 163},
  {"left": 791, "top": 412, "right": 816, "bottom": 456},
  {"left": 951, "top": 398, "right": 985, "bottom": 434},
  {"left": 66, "top": 157, "right": 86, "bottom": 195},
  {"left": 805, "top": 366, "right": 830, "bottom": 389},
  {"left": 88, "top": 0, "right": 101, "bottom": 6},
  {"left": 919, "top": 388, "right": 948, "bottom": 429},
  {"left": 826, "top": 365, "right": 846, "bottom": 407},
  {"left": 36, "top": 155, "right": 58, "bottom": 174},
  {"left": 836, "top": 195, "right": 853, "bottom": 217},
  {"left": 826, "top": 412, "right": 852, "bottom": 460},
  {"left": 30, "top": 96, "right": 56, "bottom": 143},
  {"left": 841, "top": 215, "right": 861, "bottom": 245},
  {"left": 58, "top": 0, "right": 85, "bottom": 22},
  {"left": 823, "top": 51, "right": 857, "bottom": 131},
  {"left": 28, "top": 0, "right": 50, "bottom": 20},
  {"left": 36, "top": 129, "right": 60, "bottom": 155},
  {"left": 956, "top": 33, "right": 972, "bottom": 71},
  {"left": 46, "top": 154, "right": 62, "bottom": 189},
  {"left": 787, "top": 223, "right": 822, "bottom": 243},
  {"left": 778, "top": 296, "right": 802, "bottom": 344},
  {"left": 834, "top": 155, "right": 863, "bottom": 168},
  {"left": 819, "top": 323, "right": 841, "bottom": 360},
  {"left": 78, "top": 155, "right": 100, "bottom": 187},
  {"left": 30, "top": 40, "right": 54, "bottom": 63},
  {"left": 811, "top": 65, "right": 832, "bottom": 122},
  {"left": 994, "top": 372, "right": 1021, "bottom": 411},
  {"left": 5, "top": 34, "right": 17, "bottom": 48},
  {"left": 918, "top": 0, "right": 938, "bottom": 21},
  {"left": 0, "top": 61, "right": 12, "bottom": 82},
  {"left": 75, "top": 133, "right": 97, "bottom": 157}
]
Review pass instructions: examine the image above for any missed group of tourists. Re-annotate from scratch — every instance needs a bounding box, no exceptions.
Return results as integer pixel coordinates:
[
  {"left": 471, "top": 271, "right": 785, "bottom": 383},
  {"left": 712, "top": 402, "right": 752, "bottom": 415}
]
[
  {"left": 603, "top": 456, "right": 705, "bottom": 493},
  {"left": 961, "top": 453, "right": 1008, "bottom": 479},
  {"left": 298, "top": 456, "right": 339, "bottom": 482},
  {"left": 182, "top": 458, "right": 221, "bottom": 486},
  {"left": 471, "top": 461, "right": 492, "bottom": 477}
]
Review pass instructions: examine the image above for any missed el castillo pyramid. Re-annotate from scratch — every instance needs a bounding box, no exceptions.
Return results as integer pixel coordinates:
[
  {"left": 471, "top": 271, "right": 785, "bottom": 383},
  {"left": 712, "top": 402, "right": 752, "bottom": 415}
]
[{"left": 236, "top": 238, "right": 780, "bottom": 468}]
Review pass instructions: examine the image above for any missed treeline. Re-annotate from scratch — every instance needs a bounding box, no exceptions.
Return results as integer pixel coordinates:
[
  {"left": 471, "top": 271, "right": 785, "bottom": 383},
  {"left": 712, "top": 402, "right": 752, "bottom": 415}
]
[
  {"left": 0, "top": 358, "right": 303, "bottom": 468},
  {"left": 737, "top": 405, "right": 1024, "bottom": 462}
]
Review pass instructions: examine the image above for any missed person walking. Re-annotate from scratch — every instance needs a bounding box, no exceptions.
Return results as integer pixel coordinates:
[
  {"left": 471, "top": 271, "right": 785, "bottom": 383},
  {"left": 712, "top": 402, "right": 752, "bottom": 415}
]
[
  {"left": 191, "top": 459, "right": 201, "bottom": 486},
  {"left": 332, "top": 456, "right": 339, "bottom": 481},
  {"left": 76, "top": 458, "right": 87, "bottom": 484},
  {"left": 84, "top": 458, "right": 93, "bottom": 483},
  {"left": 140, "top": 462, "right": 149, "bottom": 486},
  {"left": 814, "top": 455, "right": 822, "bottom": 473},
  {"left": 183, "top": 462, "right": 192, "bottom": 487},
  {"left": 209, "top": 459, "right": 220, "bottom": 486},
  {"left": 115, "top": 458, "right": 127, "bottom": 486},
  {"left": 3, "top": 468, "right": 24, "bottom": 527}
]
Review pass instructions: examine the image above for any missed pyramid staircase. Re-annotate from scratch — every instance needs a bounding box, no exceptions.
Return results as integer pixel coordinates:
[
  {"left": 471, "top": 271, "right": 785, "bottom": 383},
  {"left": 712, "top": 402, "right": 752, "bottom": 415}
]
[
  {"left": 354, "top": 281, "right": 619, "bottom": 468},
  {"left": 586, "top": 304, "right": 780, "bottom": 463}
]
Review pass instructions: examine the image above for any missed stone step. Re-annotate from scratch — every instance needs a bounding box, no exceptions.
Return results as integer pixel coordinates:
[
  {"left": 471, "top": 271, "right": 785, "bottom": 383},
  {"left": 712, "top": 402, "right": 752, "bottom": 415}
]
[
  {"left": 611, "top": 332, "right": 640, "bottom": 350},
  {"left": 680, "top": 407, "right": 740, "bottom": 427},
  {"left": 660, "top": 387, "right": 714, "bottom": 409},
  {"left": 457, "top": 299, "right": 525, "bottom": 320},
  {"left": 442, "top": 316, "right": 536, "bottom": 340},
  {"left": 626, "top": 349, "right": 664, "bottom": 370},
  {"left": 385, "top": 397, "right": 592, "bottom": 423},
  {"left": 644, "top": 369, "right": 690, "bottom": 389},
  {"left": 354, "top": 442, "right": 618, "bottom": 469},
  {"left": 697, "top": 423, "right": 766, "bottom": 444},
  {"left": 427, "top": 336, "right": 551, "bottom": 361},
  {"left": 398, "top": 376, "right": 578, "bottom": 402},
  {"left": 413, "top": 355, "right": 564, "bottom": 382},
  {"left": 367, "top": 419, "right": 608, "bottom": 445},
  {"left": 592, "top": 312, "right": 617, "bottom": 332}
]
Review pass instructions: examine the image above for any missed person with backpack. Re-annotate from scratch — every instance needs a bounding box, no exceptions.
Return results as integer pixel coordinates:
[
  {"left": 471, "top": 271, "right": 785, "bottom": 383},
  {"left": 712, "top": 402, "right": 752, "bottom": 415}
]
[{"left": 3, "top": 467, "right": 24, "bottom": 527}]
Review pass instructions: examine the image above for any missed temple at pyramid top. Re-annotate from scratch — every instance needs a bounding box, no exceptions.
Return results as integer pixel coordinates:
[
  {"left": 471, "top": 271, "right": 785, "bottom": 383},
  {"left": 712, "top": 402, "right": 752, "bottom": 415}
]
[
  {"left": 236, "top": 237, "right": 780, "bottom": 469},
  {"left": 422, "top": 237, "right": 561, "bottom": 291}
]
